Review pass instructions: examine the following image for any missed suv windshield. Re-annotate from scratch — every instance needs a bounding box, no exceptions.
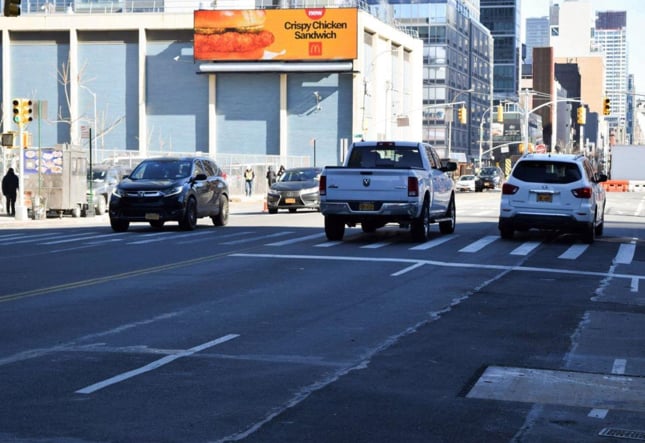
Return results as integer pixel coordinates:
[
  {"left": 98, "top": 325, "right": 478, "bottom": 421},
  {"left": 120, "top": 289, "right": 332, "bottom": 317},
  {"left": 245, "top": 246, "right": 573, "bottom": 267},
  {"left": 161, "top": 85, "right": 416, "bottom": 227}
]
[
  {"left": 130, "top": 160, "right": 193, "bottom": 180},
  {"left": 512, "top": 161, "right": 581, "bottom": 184}
]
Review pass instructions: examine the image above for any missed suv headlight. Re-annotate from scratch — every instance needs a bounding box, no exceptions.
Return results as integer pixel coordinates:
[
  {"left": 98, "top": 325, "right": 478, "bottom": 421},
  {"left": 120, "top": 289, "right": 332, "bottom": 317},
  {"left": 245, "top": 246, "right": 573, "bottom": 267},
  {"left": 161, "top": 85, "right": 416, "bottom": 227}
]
[
  {"left": 112, "top": 188, "right": 125, "bottom": 198},
  {"left": 163, "top": 185, "right": 184, "bottom": 197}
]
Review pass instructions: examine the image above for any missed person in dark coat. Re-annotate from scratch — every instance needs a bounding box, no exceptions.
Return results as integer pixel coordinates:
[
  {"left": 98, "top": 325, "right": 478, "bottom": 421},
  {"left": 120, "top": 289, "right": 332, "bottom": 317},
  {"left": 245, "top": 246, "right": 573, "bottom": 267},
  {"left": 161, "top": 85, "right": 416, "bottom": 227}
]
[
  {"left": 266, "top": 166, "right": 277, "bottom": 187},
  {"left": 277, "top": 165, "right": 285, "bottom": 178},
  {"left": 2, "top": 168, "right": 19, "bottom": 216}
]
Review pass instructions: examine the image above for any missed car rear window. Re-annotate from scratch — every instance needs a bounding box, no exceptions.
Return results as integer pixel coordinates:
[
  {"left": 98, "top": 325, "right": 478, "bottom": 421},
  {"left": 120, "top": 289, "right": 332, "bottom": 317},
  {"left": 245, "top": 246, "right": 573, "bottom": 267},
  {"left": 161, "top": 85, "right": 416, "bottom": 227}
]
[{"left": 512, "top": 161, "right": 582, "bottom": 184}]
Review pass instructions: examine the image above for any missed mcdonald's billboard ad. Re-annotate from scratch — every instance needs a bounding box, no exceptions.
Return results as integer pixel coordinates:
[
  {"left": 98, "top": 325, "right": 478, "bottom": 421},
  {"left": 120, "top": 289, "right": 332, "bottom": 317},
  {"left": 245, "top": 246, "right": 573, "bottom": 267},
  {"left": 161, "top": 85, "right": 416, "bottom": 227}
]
[{"left": 194, "top": 8, "right": 358, "bottom": 61}]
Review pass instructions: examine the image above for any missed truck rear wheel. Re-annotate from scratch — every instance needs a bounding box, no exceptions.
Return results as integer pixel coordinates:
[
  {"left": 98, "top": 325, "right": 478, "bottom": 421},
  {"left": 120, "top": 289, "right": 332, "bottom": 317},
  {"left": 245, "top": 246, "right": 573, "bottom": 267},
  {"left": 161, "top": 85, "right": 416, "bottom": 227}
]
[
  {"left": 411, "top": 199, "right": 430, "bottom": 242},
  {"left": 324, "top": 216, "right": 345, "bottom": 241},
  {"left": 439, "top": 196, "right": 456, "bottom": 234}
]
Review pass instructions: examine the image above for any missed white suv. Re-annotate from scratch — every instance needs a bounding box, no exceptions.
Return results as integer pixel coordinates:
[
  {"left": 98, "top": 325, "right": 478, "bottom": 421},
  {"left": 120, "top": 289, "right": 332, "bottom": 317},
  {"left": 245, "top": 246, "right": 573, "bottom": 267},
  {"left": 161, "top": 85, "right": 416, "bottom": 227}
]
[{"left": 498, "top": 153, "right": 607, "bottom": 243}]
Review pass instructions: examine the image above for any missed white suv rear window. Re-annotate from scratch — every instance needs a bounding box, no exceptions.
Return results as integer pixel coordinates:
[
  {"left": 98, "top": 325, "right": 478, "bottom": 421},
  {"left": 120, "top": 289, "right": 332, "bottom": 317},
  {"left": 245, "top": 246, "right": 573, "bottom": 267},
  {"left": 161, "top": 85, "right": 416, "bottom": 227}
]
[{"left": 512, "top": 161, "right": 581, "bottom": 184}]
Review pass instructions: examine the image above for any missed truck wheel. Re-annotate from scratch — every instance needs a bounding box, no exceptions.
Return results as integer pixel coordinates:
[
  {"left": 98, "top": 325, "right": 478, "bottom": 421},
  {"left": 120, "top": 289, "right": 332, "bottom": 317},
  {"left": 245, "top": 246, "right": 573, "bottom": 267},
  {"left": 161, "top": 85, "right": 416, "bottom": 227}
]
[
  {"left": 324, "top": 216, "right": 345, "bottom": 241},
  {"left": 411, "top": 199, "right": 430, "bottom": 242},
  {"left": 439, "top": 196, "right": 456, "bottom": 234}
]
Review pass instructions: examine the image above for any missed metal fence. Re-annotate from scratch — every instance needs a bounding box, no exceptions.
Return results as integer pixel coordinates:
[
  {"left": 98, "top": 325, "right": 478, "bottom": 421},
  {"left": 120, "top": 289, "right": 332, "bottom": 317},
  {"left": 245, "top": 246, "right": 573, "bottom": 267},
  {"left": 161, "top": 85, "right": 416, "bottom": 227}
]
[{"left": 97, "top": 150, "right": 311, "bottom": 197}]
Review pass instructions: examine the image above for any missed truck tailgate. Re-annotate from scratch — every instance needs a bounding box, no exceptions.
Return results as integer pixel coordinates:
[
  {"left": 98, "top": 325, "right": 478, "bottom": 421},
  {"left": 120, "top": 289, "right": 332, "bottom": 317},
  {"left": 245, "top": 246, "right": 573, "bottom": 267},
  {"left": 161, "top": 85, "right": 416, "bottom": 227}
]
[{"left": 324, "top": 169, "right": 412, "bottom": 201}]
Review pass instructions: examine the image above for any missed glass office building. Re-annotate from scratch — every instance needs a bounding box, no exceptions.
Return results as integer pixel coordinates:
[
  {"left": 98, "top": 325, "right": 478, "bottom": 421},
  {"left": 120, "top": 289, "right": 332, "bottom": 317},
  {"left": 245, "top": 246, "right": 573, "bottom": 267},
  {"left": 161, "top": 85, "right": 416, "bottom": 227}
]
[
  {"left": 480, "top": 0, "right": 521, "bottom": 101},
  {"left": 367, "top": 0, "right": 493, "bottom": 161}
]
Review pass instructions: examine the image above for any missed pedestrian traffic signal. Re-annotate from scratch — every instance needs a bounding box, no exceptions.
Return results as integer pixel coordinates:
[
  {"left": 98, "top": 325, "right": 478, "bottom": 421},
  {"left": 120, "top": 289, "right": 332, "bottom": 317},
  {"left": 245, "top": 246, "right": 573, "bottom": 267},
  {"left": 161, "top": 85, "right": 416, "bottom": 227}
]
[
  {"left": 603, "top": 97, "right": 611, "bottom": 116},
  {"left": 458, "top": 106, "right": 467, "bottom": 124},
  {"left": 496, "top": 105, "right": 504, "bottom": 123},
  {"left": 3, "top": 0, "right": 20, "bottom": 17},
  {"left": 12, "top": 98, "right": 33, "bottom": 126},
  {"left": 577, "top": 106, "right": 586, "bottom": 125}
]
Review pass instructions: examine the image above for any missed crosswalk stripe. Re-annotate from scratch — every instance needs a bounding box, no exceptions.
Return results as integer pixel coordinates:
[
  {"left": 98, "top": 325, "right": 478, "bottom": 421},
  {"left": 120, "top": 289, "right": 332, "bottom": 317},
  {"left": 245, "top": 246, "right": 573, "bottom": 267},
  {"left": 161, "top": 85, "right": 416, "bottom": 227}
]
[
  {"left": 267, "top": 233, "right": 326, "bottom": 246},
  {"left": 459, "top": 235, "right": 498, "bottom": 253},
  {"left": 615, "top": 243, "right": 636, "bottom": 264},
  {"left": 510, "top": 241, "right": 541, "bottom": 256},
  {"left": 360, "top": 242, "right": 391, "bottom": 249},
  {"left": 409, "top": 234, "right": 458, "bottom": 251},
  {"left": 559, "top": 244, "right": 589, "bottom": 260}
]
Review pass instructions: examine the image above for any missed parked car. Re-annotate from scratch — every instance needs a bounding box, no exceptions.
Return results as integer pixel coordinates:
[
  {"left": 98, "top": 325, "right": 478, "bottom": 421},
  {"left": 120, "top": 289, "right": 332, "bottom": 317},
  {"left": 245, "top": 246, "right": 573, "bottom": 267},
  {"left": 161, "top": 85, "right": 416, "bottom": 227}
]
[
  {"left": 498, "top": 153, "right": 607, "bottom": 243},
  {"left": 476, "top": 166, "right": 504, "bottom": 191},
  {"left": 455, "top": 174, "right": 479, "bottom": 192},
  {"left": 109, "top": 156, "right": 229, "bottom": 232},
  {"left": 87, "top": 164, "right": 130, "bottom": 215},
  {"left": 267, "top": 167, "right": 322, "bottom": 213}
]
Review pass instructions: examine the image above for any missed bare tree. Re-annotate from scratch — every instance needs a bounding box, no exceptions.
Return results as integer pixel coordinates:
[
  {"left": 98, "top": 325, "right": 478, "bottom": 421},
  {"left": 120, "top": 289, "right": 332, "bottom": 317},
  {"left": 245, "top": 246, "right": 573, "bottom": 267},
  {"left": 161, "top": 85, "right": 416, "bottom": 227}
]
[{"left": 53, "top": 56, "right": 125, "bottom": 147}]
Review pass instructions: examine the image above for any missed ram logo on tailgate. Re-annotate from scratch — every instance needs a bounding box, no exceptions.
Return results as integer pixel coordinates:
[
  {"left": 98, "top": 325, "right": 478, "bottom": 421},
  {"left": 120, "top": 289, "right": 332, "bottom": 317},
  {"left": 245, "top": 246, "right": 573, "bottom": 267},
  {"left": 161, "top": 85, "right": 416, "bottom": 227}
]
[{"left": 362, "top": 178, "right": 371, "bottom": 187}]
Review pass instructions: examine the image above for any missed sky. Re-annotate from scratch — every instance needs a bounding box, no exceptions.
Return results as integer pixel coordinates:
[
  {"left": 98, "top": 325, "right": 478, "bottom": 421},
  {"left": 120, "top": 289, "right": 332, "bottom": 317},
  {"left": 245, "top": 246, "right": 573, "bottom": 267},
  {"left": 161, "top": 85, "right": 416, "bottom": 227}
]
[{"left": 520, "top": 0, "right": 645, "bottom": 95}]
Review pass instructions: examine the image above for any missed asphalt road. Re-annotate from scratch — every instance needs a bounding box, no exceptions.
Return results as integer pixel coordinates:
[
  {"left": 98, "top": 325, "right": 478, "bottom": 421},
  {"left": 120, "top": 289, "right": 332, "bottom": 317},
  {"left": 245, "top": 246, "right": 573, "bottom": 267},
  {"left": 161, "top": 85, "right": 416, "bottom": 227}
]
[{"left": 0, "top": 191, "right": 644, "bottom": 443}]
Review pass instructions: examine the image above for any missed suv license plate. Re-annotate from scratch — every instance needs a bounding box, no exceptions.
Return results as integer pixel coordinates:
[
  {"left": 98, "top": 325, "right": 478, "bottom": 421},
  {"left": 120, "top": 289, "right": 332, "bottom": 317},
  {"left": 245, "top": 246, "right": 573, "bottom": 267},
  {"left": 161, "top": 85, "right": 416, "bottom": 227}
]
[
  {"left": 537, "top": 193, "right": 552, "bottom": 203},
  {"left": 145, "top": 213, "right": 160, "bottom": 220},
  {"left": 284, "top": 198, "right": 296, "bottom": 204},
  {"left": 359, "top": 202, "right": 375, "bottom": 211}
]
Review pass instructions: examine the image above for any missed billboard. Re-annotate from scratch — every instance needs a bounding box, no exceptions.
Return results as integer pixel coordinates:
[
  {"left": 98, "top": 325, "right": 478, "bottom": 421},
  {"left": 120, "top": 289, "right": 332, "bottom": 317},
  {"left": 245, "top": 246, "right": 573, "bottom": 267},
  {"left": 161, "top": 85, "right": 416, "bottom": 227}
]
[{"left": 194, "top": 8, "right": 358, "bottom": 62}]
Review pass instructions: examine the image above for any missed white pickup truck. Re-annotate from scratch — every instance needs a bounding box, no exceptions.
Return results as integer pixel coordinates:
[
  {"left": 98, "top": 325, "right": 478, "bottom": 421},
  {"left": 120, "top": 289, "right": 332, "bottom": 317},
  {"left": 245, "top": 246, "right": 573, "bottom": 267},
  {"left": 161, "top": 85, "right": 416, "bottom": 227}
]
[{"left": 319, "top": 141, "right": 457, "bottom": 242}]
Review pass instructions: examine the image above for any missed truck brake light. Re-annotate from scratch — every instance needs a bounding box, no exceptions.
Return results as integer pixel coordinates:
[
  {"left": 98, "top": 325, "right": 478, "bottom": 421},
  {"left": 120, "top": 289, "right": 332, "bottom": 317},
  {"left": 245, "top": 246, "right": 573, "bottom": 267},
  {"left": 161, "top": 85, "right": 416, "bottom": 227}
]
[
  {"left": 319, "top": 175, "right": 326, "bottom": 196},
  {"left": 408, "top": 177, "right": 419, "bottom": 197}
]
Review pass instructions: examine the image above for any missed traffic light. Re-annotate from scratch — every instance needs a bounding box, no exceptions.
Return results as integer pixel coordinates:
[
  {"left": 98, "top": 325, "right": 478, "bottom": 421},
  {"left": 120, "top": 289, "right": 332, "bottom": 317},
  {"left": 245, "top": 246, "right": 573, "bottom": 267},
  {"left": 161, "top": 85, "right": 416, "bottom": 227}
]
[
  {"left": 577, "top": 106, "right": 586, "bottom": 125},
  {"left": 11, "top": 98, "right": 33, "bottom": 126},
  {"left": 603, "top": 97, "right": 611, "bottom": 116},
  {"left": 496, "top": 105, "right": 504, "bottom": 123},
  {"left": 518, "top": 143, "right": 525, "bottom": 154},
  {"left": 3, "top": 0, "right": 20, "bottom": 17},
  {"left": 457, "top": 106, "right": 467, "bottom": 124}
]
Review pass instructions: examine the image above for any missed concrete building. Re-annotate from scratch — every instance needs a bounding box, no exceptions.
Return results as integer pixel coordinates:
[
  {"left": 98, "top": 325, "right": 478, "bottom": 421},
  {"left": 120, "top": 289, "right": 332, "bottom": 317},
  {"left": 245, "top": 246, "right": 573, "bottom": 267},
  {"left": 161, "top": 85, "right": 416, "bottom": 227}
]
[
  {"left": 364, "top": 0, "right": 494, "bottom": 163},
  {"left": 594, "top": 11, "right": 628, "bottom": 136},
  {"left": 0, "top": 0, "right": 423, "bottom": 197}
]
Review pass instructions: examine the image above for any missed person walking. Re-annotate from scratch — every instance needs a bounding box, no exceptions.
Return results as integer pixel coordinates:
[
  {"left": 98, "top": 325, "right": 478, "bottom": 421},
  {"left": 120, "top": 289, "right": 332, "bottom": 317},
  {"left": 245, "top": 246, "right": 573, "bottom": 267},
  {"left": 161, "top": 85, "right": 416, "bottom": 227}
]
[
  {"left": 244, "top": 166, "right": 255, "bottom": 197},
  {"left": 266, "top": 166, "right": 277, "bottom": 188},
  {"left": 277, "top": 165, "right": 285, "bottom": 178},
  {"left": 2, "top": 168, "right": 19, "bottom": 216}
]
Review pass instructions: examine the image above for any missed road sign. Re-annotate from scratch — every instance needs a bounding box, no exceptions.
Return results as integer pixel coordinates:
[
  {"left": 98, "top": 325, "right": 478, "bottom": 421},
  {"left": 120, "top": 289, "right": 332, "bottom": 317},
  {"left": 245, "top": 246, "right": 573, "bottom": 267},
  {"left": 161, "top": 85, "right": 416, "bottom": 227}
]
[{"left": 536, "top": 144, "right": 546, "bottom": 153}]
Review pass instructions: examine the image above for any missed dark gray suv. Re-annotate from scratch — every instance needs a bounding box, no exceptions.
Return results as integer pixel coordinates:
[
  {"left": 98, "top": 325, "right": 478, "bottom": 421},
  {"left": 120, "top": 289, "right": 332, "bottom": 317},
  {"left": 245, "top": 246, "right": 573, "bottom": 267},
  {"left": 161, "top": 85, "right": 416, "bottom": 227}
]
[{"left": 109, "top": 156, "right": 229, "bottom": 232}]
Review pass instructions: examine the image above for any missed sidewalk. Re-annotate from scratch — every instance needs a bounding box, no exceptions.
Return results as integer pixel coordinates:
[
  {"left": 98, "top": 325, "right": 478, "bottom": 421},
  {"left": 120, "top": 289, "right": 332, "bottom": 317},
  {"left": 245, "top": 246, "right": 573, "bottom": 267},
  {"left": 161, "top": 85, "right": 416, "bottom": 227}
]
[{"left": 0, "top": 194, "right": 267, "bottom": 228}]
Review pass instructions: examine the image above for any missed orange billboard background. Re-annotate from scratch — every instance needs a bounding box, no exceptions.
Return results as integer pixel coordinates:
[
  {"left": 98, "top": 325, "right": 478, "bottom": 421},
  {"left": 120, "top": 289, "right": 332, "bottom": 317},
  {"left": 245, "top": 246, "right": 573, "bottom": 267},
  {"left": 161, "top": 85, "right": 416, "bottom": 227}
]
[{"left": 194, "top": 8, "right": 358, "bottom": 62}]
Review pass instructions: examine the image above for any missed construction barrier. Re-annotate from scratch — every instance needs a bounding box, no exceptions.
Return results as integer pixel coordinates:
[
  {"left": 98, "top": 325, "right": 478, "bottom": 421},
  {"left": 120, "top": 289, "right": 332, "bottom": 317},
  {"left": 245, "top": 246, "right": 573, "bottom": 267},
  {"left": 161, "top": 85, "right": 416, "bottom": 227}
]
[{"left": 602, "top": 180, "right": 629, "bottom": 192}]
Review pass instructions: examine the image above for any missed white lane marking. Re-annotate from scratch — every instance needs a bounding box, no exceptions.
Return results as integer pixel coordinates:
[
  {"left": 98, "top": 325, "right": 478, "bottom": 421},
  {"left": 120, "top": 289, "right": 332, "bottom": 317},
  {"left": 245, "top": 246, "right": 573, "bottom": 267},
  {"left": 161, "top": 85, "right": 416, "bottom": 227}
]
[
  {"left": 0, "top": 232, "right": 65, "bottom": 244},
  {"left": 614, "top": 242, "right": 636, "bottom": 264},
  {"left": 230, "top": 253, "right": 645, "bottom": 282},
  {"left": 409, "top": 234, "right": 458, "bottom": 251},
  {"left": 360, "top": 242, "right": 391, "bottom": 249},
  {"left": 76, "top": 334, "right": 239, "bottom": 395},
  {"left": 41, "top": 233, "right": 122, "bottom": 245},
  {"left": 588, "top": 358, "right": 627, "bottom": 419},
  {"left": 632, "top": 278, "right": 640, "bottom": 293},
  {"left": 315, "top": 241, "right": 343, "bottom": 248},
  {"left": 459, "top": 235, "right": 498, "bottom": 253},
  {"left": 222, "top": 231, "right": 293, "bottom": 245},
  {"left": 559, "top": 244, "right": 589, "bottom": 260},
  {"left": 266, "top": 233, "right": 326, "bottom": 246},
  {"left": 510, "top": 241, "right": 541, "bottom": 256},
  {"left": 391, "top": 262, "right": 426, "bottom": 276}
]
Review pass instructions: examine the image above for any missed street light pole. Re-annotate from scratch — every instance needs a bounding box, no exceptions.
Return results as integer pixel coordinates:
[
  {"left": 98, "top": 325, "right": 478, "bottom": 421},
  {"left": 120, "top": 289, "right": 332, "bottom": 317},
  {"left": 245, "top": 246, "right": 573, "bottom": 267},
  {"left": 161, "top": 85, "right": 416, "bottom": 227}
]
[
  {"left": 80, "top": 84, "right": 97, "bottom": 217},
  {"left": 478, "top": 106, "right": 492, "bottom": 169}
]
